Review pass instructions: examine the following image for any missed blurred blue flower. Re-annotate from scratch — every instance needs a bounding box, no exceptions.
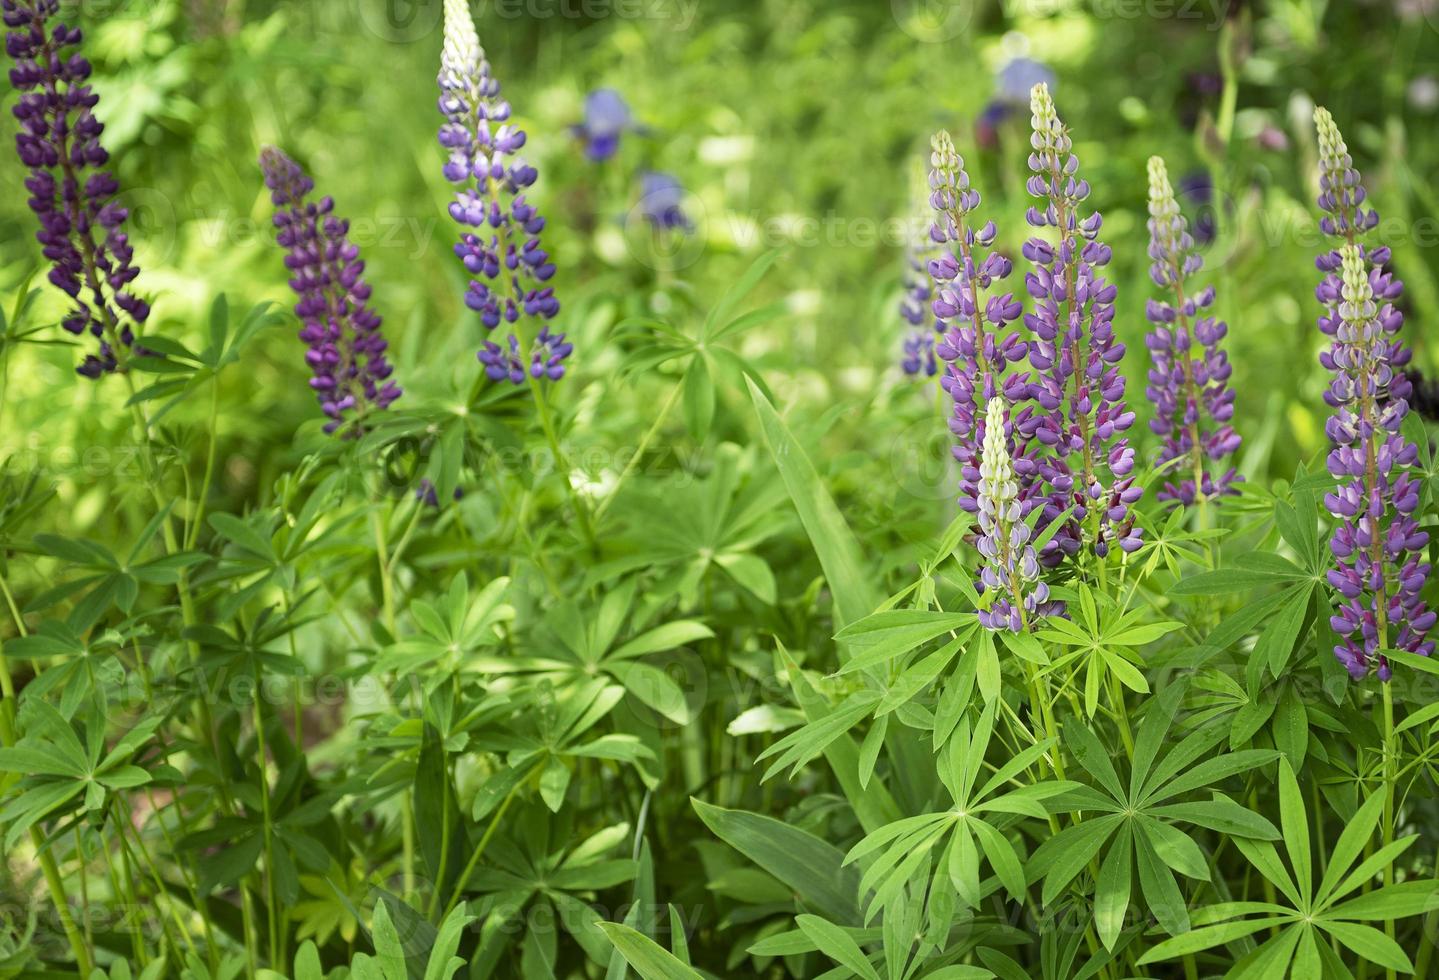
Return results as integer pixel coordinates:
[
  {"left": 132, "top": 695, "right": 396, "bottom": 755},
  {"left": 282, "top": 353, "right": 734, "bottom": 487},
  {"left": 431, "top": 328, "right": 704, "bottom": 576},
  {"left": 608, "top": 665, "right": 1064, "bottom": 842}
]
[
  {"left": 1177, "top": 170, "right": 1216, "bottom": 245},
  {"left": 572, "top": 88, "right": 635, "bottom": 161},
  {"left": 995, "top": 56, "right": 1055, "bottom": 105},
  {"left": 638, "top": 171, "right": 691, "bottom": 231}
]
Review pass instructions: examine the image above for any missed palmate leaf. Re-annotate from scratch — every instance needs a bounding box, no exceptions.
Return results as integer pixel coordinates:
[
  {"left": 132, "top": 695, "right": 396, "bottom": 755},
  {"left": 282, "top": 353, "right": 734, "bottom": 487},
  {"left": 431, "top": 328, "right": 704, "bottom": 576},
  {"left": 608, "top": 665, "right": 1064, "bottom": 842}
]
[
  {"left": 846, "top": 701, "right": 1075, "bottom": 923},
  {"left": 1031, "top": 686, "right": 1278, "bottom": 947},
  {"left": 1138, "top": 759, "right": 1439, "bottom": 976}
]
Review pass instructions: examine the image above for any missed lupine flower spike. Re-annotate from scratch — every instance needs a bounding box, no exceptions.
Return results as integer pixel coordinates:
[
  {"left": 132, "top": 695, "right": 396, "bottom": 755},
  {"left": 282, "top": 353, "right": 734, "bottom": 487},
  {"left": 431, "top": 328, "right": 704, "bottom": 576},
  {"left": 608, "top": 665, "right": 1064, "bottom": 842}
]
[
  {"left": 1018, "top": 83, "right": 1141, "bottom": 561},
  {"left": 1143, "top": 156, "right": 1241, "bottom": 505},
  {"left": 976, "top": 397, "right": 1058, "bottom": 631},
  {"left": 439, "top": 0, "right": 565, "bottom": 385},
  {"left": 1314, "top": 107, "right": 1433, "bottom": 681},
  {"left": 5, "top": 0, "right": 152, "bottom": 378},
  {"left": 927, "top": 130, "right": 1027, "bottom": 512},
  {"left": 261, "top": 148, "right": 401, "bottom": 435}
]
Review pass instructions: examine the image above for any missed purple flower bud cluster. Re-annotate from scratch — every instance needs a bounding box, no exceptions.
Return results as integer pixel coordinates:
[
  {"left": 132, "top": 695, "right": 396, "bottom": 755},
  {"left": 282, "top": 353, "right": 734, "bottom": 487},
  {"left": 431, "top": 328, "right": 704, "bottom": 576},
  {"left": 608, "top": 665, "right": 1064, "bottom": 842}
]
[
  {"left": 1313, "top": 107, "right": 1432, "bottom": 681},
  {"left": 927, "top": 130, "right": 1028, "bottom": 512},
  {"left": 899, "top": 240, "right": 939, "bottom": 377},
  {"left": 976, "top": 397, "right": 1059, "bottom": 631},
  {"left": 5, "top": 0, "right": 151, "bottom": 378},
  {"left": 478, "top": 326, "right": 573, "bottom": 384},
  {"left": 1016, "top": 84, "right": 1140, "bottom": 561},
  {"left": 260, "top": 147, "right": 400, "bottom": 435},
  {"left": 1143, "top": 156, "right": 1240, "bottom": 506},
  {"left": 439, "top": 0, "right": 565, "bottom": 384}
]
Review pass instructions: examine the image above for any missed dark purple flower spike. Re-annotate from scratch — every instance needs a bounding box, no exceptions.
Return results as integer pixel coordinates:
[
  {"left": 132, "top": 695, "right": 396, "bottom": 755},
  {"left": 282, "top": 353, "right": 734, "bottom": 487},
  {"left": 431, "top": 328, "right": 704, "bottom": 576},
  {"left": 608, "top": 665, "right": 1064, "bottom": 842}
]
[
  {"left": 1313, "top": 107, "right": 1433, "bottom": 682},
  {"left": 260, "top": 147, "right": 401, "bottom": 436},
  {"left": 1143, "top": 155, "right": 1241, "bottom": 507},
  {"left": 5, "top": 0, "right": 152, "bottom": 378}
]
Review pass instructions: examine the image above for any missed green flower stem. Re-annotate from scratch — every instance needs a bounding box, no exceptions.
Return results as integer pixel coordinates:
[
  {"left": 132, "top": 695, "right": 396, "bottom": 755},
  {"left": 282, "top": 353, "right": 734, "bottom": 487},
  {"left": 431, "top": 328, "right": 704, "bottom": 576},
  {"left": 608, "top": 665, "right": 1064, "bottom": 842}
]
[
  {"left": 1382, "top": 681, "right": 1398, "bottom": 980},
  {"left": 444, "top": 775, "right": 524, "bottom": 919},
  {"left": 97, "top": 810, "right": 148, "bottom": 967},
  {"left": 595, "top": 378, "right": 683, "bottom": 521},
  {"left": 250, "top": 658, "right": 282, "bottom": 967},
  {"left": 111, "top": 796, "right": 197, "bottom": 966},
  {"left": 369, "top": 489, "right": 417, "bottom": 904},
  {"left": 185, "top": 380, "right": 222, "bottom": 551},
  {"left": 526, "top": 372, "right": 599, "bottom": 555}
]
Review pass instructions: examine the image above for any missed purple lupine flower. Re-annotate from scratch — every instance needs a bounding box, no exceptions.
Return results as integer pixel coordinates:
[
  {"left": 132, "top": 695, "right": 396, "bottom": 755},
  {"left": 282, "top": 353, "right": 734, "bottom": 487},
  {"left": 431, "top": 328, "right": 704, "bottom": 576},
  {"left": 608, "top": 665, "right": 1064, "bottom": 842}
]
[
  {"left": 638, "top": 171, "right": 691, "bottom": 231},
  {"left": 571, "top": 88, "right": 634, "bottom": 162},
  {"left": 5, "top": 0, "right": 151, "bottom": 378},
  {"left": 260, "top": 147, "right": 400, "bottom": 435},
  {"left": 976, "top": 397, "right": 1058, "bottom": 631},
  {"left": 1016, "top": 83, "right": 1141, "bottom": 562},
  {"left": 1314, "top": 107, "right": 1433, "bottom": 681},
  {"left": 1177, "top": 170, "right": 1217, "bottom": 246},
  {"left": 901, "top": 330, "right": 937, "bottom": 377},
  {"left": 996, "top": 57, "right": 1056, "bottom": 106},
  {"left": 1143, "top": 156, "right": 1241, "bottom": 506},
  {"left": 899, "top": 239, "right": 940, "bottom": 377},
  {"left": 439, "top": 0, "right": 564, "bottom": 379},
  {"left": 977, "top": 58, "right": 1053, "bottom": 151},
  {"left": 478, "top": 326, "right": 573, "bottom": 385},
  {"left": 927, "top": 130, "right": 1028, "bottom": 513}
]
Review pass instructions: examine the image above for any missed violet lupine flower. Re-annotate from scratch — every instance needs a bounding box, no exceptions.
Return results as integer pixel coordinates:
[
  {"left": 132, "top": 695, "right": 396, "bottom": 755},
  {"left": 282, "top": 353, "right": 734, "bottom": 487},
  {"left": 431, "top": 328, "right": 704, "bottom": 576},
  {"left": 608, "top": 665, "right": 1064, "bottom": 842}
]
[
  {"left": 1017, "top": 83, "right": 1141, "bottom": 561},
  {"left": 439, "top": 0, "right": 564, "bottom": 378},
  {"left": 478, "top": 326, "right": 573, "bottom": 385},
  {"left": 1314, "top": 106, "right": 1433, "bottom": 681},
  {"left": 1143, "top": 156, "right": 1241, "bottom": 506},
  {"left": 638, "top": 171, "right": 691, "bottom": 231},
  {"left": 260, "top": 147, "right": 400, "bottom": 435},
  {"left": 5, "top": 0, "right": 151, "bottom": 378},
  {"left": 927, "top": 130, "right": 1028, "bottom": 513},
  {"left": 901, "top": 331, "right": 937, "bottom": 377},
  {"left": 976, "top": 397, "right": 1057, "bottom": 632},
  {"left": 571, "top": 88, "right": 634, "bottom": 162},
  {"left": 899, "top": 240, "right": 940, "bottom": 377}
]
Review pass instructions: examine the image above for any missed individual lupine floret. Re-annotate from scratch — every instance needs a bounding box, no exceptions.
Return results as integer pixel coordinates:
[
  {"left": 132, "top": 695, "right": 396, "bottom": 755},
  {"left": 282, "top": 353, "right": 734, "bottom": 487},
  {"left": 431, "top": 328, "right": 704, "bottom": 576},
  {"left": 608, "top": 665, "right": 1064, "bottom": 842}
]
[
  {"left": 1143, "top": 156, "right": 1241, "bottom": 505},
  {"left": 1313, "top": 106, "right": 1433, "bottom": 680},
  {"left": 5, "top": 0, "right": 152, "bottom": 378},
  {"left": 1017, "top": 83, "right": 1141, "bottom": 561},
  {"left": 976, "top": 397, "right": 1057, "bottom": 632},
  {"left": 261, "top": 147, "right": 401, "bottom": 435},
  {"left": 438, "top": 0, "right": 564, "bottom": 378},
  {"left": 927, "top": 130, "right": 1028, "bottom": 512}
]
